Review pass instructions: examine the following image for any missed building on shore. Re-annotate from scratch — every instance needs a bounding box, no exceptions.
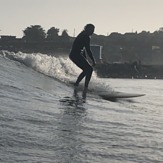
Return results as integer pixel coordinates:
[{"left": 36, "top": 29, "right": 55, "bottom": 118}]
[{"left": 90, "top": 45, "right": 103, "bottom": 64}]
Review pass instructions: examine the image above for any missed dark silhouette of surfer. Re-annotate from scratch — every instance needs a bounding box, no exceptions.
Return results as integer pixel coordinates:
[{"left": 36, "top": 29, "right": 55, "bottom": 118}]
[{"left": 69, "top": 24, "right": 96, "bottom": 92}]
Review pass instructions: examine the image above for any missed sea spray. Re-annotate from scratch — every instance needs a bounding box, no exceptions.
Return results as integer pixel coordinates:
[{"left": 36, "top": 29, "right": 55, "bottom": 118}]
[{"left": 0, "top": 50, "right": 112, "bottom": 91}]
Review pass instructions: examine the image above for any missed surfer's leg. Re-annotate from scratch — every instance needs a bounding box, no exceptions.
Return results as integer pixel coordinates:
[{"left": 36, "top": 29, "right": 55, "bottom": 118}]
[
  {"left": 75, "top": 62, "right": 93, "bottom": 88},
  {"left": 75, "top": 71, "right": 86, "bottom": 86},
  {"left": 75, "top": 64, "right": 93, "bottom": 88},
  {"left": 82, "top": 67, "right": 93, "bottom": 100},
  {"left": 70, "top": 55, "right": 93, "bottom": 87},
  {"left": 84, "top": 66, "right": 93, "bottom": 88}
]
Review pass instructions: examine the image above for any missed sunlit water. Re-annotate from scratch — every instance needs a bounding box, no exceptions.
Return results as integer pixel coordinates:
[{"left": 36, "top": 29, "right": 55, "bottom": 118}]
[{"left": 0, "top": 51, "right": 163, "bottom": 163}]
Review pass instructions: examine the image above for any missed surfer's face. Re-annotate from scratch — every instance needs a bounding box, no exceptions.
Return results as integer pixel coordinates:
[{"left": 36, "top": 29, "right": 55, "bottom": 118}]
[{"left": 86, "top": 27, "right": 95, "bottom": 36}]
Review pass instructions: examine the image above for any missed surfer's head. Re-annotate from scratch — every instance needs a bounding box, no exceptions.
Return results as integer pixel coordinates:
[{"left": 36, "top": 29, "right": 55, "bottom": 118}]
[{"left": 84, "top": 24, "right": 95, "bottom": 36}]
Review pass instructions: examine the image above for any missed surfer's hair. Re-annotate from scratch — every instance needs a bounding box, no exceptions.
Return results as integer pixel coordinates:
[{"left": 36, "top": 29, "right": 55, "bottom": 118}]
[{"left": 84, "top": 24, "right": 95, "bottom": 31}]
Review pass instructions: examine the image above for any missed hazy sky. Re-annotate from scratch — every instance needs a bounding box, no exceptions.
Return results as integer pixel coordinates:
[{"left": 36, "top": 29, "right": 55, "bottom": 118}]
[{"left": 0, "top": 0, "right": 163, "bottom": 37}]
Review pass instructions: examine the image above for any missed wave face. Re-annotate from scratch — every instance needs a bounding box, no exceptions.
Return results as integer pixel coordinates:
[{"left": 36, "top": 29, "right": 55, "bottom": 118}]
[
  {"left": 0, "top": 50, "right": 81, "bottom": 82},
  {"left": 0, "top": 50, "right": 111, "bottom": 92}
]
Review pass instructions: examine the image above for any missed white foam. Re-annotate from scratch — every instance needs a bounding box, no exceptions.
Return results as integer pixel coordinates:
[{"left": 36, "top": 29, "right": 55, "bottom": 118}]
[
  {"left": 0, "top": 50, "right": 111, "bottom": 90},
  {"left": 0, "top": 51, "right": 90, "bottom": 80}
]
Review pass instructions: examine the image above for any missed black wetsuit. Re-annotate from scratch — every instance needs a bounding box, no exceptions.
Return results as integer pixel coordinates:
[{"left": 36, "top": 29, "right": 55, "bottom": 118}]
[{"left": 69, "top": 31, "right": 95, "bottom": 88}]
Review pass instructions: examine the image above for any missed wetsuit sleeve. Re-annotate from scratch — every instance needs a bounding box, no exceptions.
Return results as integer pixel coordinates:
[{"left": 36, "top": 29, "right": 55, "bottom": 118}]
[
  {"left": 85, "top": 37, "right": 95, "bottom": 63},
  {"left": 82, "top": 49, "right": 86, "bottom": 58}
]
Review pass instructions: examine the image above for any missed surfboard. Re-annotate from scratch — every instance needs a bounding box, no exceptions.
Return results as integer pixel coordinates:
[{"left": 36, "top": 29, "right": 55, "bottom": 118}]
[
  {"left": 98, "top": 91, "right": 145, "bottom": 101},
  {"left": 67, "top": 81, "right": 145, "bottom": 101}
]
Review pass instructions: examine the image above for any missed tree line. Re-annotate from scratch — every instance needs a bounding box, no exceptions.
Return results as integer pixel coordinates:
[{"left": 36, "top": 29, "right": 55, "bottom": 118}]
[
  {"left": 22, "top": 25, "right": 69, "bottom": 42},
  {"left": 0, "top": 25, "right": 71, "bottom": 53}
]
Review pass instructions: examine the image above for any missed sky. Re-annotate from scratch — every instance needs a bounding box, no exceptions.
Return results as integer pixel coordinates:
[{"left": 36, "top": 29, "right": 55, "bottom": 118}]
[{"left": 0, "top": 0, "right": 163, "bottom": 37}]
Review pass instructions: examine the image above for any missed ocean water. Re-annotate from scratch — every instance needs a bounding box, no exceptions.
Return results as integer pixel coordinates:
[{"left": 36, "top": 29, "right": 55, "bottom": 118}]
[{"left": 0, "top": 50, "right": 163, "bottom": 163}]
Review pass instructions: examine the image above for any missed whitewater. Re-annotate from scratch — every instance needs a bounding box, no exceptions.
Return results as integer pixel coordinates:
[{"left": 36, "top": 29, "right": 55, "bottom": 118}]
[{"left": 0, "top": 50, "right": 163, "bottom": 163}]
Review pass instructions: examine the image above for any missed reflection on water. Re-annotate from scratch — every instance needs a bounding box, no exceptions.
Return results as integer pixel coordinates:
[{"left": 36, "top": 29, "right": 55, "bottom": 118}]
[
  {"left": 58, "top": 89, "right": 88, "bottom": 163},
  {"left": 60, "top": 88, "right": 87, "bottom": 108}
]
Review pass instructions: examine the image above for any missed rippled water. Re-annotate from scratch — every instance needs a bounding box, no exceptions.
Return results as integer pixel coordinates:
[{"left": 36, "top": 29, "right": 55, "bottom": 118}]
[{"left": 0, "top": 51, "right": 163, "bottom": 163}]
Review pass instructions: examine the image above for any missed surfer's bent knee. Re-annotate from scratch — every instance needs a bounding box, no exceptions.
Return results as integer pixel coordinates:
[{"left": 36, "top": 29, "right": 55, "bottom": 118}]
[{"left": 85, "top": 65, "right": 93, "bottom": 73}]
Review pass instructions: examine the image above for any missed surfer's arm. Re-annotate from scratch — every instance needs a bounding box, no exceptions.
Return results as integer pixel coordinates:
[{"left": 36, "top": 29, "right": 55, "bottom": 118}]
[
  {"left": 81, "top": 48, "right": 86, "bottom": 58},
  {"left": 85, "top": 39, "right": 96, "bottom": 66}
]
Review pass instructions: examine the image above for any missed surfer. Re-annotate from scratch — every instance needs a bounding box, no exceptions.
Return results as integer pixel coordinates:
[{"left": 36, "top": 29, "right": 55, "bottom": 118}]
[{"left": 69, "top": 24, "right": 96, "bottom": 92}]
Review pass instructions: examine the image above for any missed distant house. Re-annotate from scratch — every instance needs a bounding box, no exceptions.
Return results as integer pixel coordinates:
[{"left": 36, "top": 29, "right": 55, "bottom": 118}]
[
  {"left": 0, "top": 35, "right": 23, "bottom": 51},
  {"left": 90, "top": 45, "right": 103, "bottom": 63},
  {"left": 0, "top": 35, "right": 16, "bottom": 41}
]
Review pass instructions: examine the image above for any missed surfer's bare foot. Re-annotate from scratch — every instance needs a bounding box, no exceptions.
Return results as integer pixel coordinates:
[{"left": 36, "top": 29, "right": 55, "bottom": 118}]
[
  {"left": 83, "top": 87, "right": 88, "bottom": 96},
  {"left": 74, "top": 82, "right": 79, "bottom": 87},
  {"left": 82, "top": 88, "right": 87, "bottom": 99},
  {"left": 74, "top": 82, "right": 78, "bottom": 88},
  {"left": 83, "top": 87, "right": 88, "bottom": 92},
  {"left": 74, "top": 83, "right": 79, "bottom": 93}
]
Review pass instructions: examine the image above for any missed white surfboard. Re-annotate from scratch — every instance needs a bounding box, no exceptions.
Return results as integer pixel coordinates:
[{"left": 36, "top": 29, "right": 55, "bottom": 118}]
[
  {"left": 67, "top": 81, "right": 145, "bottom": 101},
  {"left": 98, "top": 91, "right": 145, "bottom": 101}
]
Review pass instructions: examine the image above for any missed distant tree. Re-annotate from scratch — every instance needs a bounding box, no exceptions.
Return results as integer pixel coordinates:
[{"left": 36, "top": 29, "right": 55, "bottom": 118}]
[
  {"left": 153, "top": 28, "right": 163, "bottom": 48},
  {"left": 23, "top": 25, "right": 46, "bottom": 41},
  {"left": 46, "top": 27, "right": 59, "bottom": 40},
  {"left": 61, "top": 29, "right": 69, "bottom": 38}
]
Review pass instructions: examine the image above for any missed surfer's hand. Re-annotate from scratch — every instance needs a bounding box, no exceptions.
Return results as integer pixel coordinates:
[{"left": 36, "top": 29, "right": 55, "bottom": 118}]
[{"left": 92, "top": 61, "right": 96, "bottom": 67}]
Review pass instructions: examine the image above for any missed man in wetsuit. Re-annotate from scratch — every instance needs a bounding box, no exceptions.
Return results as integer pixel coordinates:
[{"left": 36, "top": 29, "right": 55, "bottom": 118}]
[{"left": 69, "top": 24, "right": 96, "bottom": 91}]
